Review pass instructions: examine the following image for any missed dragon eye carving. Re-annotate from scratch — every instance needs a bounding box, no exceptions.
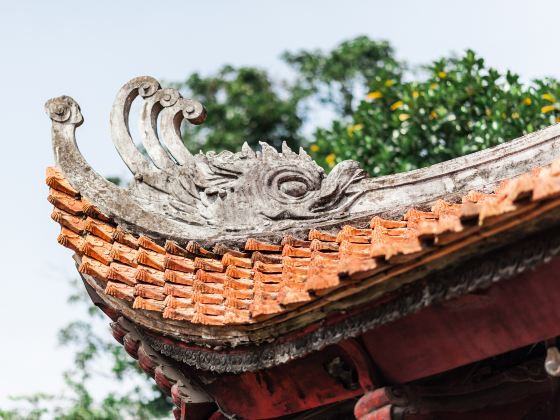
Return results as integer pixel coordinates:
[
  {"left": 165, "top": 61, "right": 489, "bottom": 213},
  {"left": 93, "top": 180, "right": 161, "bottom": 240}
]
[
  {"left": 262, "top": 167, "right": 322, "bottom": 204},
  {"left": 280, "top": 180, "right": 308, "bottom": 198}
]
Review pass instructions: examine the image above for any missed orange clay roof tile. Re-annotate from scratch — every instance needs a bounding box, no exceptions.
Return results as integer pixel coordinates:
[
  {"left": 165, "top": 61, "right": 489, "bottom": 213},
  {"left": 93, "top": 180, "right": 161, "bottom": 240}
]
[
  {"left": 281, "top": 235, "right": 311, "bottom": 248},
  {"left": 244, "top": 238, "right": 282, "bottom": 252},
  {"left": 85, "top": 218, "right": 115, "bottom": 242},
  {"left": 107, "top": 262, "right": 138, "bottom": 286},
  {"left": 135, "top": 266, "right": 165, "bottom": 286},
  {"left": 164, "top": 240, "right": 192, "bottom": 258},
  {"left": 133, "top": 297, "right": 165, "bottom": 312},
  {"left": 164, "top": 269, "right": 195, "bottom": 286},
  {"left": 109, "top": 242, "right": 137, "bottom": 267},
  {"left": 138, "top": 235, "right": 166, "bottom": 254},
  {"left": 48, "top": 189, "right": 85, "bottom": 215},
  {"left": 105, "top": 281, "right": 134, "bottom": 301},
  {"left": 136, "top": 249, "right": 165, "bottom": 271},
  {"left": 308, "top": 229, "right": 338, "bottom": 242},
  {"left": 185, "top": 241, "right": 216, "bottom": 258},
  {"left": 251, "top": 251, "right": 283, "bottom": 264},
  {"left": 47, "top": 158, "right": 560, "bottom": 326},
  {"left": 112, "top": 227, "right": 139, "bottom": 249},
  {"left": 164, "top": 283, "right": 193, "bottom": 299},
  {"left": 51, "top": 209, "right": 87, "bottom": 234},
  {"left": 46, "top": 167, "right": 79, "bottom": 196},
  {"left": 221, "top": 253, "right": 252, "bottom": 269},
  {"left": 78, "top": 255, "right": 110, "bottom": 279},
  {"left": 135, "top": 284, "right": 166, "bottom": 301},
  {"left": 164, "top": 296, "right": 193, "bottom": 309}
]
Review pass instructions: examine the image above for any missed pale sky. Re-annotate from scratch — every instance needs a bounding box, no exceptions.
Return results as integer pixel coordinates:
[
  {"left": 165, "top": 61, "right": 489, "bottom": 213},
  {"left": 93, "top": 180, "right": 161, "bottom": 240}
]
[{"left": 1, "top": 0, "right": 560, "bottom": 406}]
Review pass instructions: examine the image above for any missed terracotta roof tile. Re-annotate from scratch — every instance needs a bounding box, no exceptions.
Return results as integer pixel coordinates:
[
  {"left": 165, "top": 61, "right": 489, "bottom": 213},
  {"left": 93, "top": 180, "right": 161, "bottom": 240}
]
[
  {"left": 225, "top": 265, "right": 252, "bottom": 279},
  {"left": 164, "top": 283, "right": 193, "bottom": 299},
  {"left": 78, "top": 256, "right": 109, "bottom": 280},
  {"left": 135, "top": 266, "right": 165, "bottom": 286},
  {"left": 245, "top": 238, "right": 282, "bottom": 252},
  {"left": 136, "top": 249, "right": 165, "bottom": 270},
  {"left": 85, "top": 218, "right": 115, "bottom": 242},
  {"left": 81, "top": 198, "right": 111, "bottom": 222},
  {"left": 194, "top": 257, "right": 224, "bottom": 272},
  {"left": 52, "top": 209, "right": 87, "bottom": 234},
  {"left": 164, "top": 254, "right": 195, "bottom": 273},
  {"left": 281, "top": 235, "right": 311, "bottom": 248},
  {"left": 196, "top": 270, "right": 226, "bottom": 284},
  {"left": 107, "top": 262, "right": 138, "bottom": 286},
  {"left": 110, "top": 242, "right": 137, "bottom": 267},
  {"left": 251, "top": 251, "right": 283, "bottom": 264},
  {"left": 46, "top": 167, "right": 79, "bottom": 196},
  {"left": 164, "top": 295, "right": 192, "bottom": 309},
  {"left": 308, "top": 229, "right": 338, "bottom": 242},
  {"left": 164, "top": 240, "right": 192, "bottom": 258},
  {"left": 253, "top": 261, "right": 283, "bottom": 273},
  {"left": 105, "top": 281, "right": 134, "bottom": 301},
  {"left": 113, "top": 227, "right": 139, "bottom": 249},
  {"left": 133, "top": 297, "right": 165, "bottom": 312},
  {"left": 221, "top": 253, "right": 252, "bottom": 268},
  {"left": 48, "top": 189, "right": 84, "bottom": 215},
  {"left": 164, "top": 269, "right": 195, "bottom": 285},
  {"left": 163, "top": 307, "right": 194, "bottom": 321},
  {"left": 186, "top": 241, "right": 216, "bottom": 258},
  {"left": 81, "top": 235, "right": 113, "bottom": 265},
  {"left": 138, "top": 235, "right": 166, "bottom": 254},
  {"left": 135, "top": 284, "right": 166, "bottom": 301}
]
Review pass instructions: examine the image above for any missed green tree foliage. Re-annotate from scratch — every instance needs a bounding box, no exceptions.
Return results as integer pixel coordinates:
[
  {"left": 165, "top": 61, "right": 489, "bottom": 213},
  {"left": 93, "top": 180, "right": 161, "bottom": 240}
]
[
  {"left": 282, "top": 36, "right": 402, "bottom": 116},
  {"left": 310, "top": 49, "right": 560, "bottom": 175},
  {"left": 177, "top": 65, "right": 305, "bottom": 152}
]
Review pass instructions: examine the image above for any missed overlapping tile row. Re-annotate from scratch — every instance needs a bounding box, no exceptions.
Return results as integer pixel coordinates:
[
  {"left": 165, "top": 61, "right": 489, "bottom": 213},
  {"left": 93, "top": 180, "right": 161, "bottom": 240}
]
[{"left": 47, "top": 159, "right": 560, "bottom": 325}]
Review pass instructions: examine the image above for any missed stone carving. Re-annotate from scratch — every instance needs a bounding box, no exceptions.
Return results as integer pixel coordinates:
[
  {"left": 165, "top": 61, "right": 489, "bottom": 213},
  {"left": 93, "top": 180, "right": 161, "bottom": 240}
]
[{"left": 46, "top": 76, "right": 560, "bottom": 245}]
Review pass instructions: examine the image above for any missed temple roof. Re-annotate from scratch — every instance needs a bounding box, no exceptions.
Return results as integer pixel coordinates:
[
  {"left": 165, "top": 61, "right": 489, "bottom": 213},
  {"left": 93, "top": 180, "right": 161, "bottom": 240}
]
[
  {"left": 45, "top": 75, "right": 560, "bottom": 371},
  {"left": 44, "top": 75, "right": 560, "bottom": 420},
  {"left": 48, "top": 155, "right": 560, "bottom": 330}
]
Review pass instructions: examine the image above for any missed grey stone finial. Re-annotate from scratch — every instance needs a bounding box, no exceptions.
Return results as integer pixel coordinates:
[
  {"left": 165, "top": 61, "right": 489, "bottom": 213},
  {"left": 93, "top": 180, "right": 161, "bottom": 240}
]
[
  {"left": 45, "top": 95, "right": 83, "bottom": 126},
  {"left": 46, "top": 76, "right": 560, "bottom": 246}
]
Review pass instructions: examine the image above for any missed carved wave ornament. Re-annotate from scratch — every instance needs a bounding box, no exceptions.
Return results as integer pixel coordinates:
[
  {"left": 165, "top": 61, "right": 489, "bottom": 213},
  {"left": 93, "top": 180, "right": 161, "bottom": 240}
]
[{"left": 46, "top": 76, "right": 560, "bottom": 246}]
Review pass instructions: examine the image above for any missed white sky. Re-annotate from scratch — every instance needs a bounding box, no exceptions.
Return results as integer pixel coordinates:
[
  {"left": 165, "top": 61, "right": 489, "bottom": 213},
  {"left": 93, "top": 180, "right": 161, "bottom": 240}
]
[{"left": 1, "top": 0, "right": 560, "bottom": 405}]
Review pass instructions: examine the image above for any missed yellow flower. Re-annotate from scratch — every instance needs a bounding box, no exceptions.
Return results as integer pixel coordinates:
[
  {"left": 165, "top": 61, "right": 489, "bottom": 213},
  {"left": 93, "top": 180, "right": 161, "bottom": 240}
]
[
  {"left": 511, "top": 112, "right": 520, "bottom": 119},
  {"left": 366, "top": 91, "right": 383, "bottom": 100},
  {"left": 310, "top": 144, "right": 320, "bottom": 152},
  {"left": 485, "top": 108, "right": 492, "bottom": 117},
  {"left": 556, "top": 116, "right": 560, "bottom": 123},
  {"left": 438, "top": 71, "right": 447, "bottom": 79},
  {"left": 412, "top": 90, "right": 419, "bottom": 99},
  {"left": 347, "top": 123, "right": 364, "bottom": 136},
  {"left": 429, "top": 111, "right": 438, "bottom": 119},
  {"left": 541, "top": 105, "right": 557, "bottom": 113},
  {"left": 542, "top": 93, "right": 556, "bottom": 102},
  {"left": 325, "top": 153, "right": 336, "bottom": 167},
  {"left": 399, "top": 113, "right": 410, "bottom": 121},
  {"left": 384, "top": 79, "right": 395, "bottom": 87},
  {"left": 430, "top": 83, "right": 438, "bottom": 90},
  {"left": 390, "top": 100, "right": 404, "bottom": 111},
  {"left": 523, "top": 97, "right": 532, "bottom": 106}
]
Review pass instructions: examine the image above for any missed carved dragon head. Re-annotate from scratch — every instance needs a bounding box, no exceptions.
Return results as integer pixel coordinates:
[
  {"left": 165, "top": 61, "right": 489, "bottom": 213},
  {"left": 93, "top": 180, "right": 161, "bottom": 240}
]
[{"left": 45, "top": 76, "right": 369, "bottom": 244}]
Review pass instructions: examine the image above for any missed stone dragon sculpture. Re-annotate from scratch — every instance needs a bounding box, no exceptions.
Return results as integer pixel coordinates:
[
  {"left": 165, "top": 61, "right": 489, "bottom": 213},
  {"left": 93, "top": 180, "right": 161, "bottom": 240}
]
[{"left": 46, "top": 76, "right": 560, "bottom": 247}]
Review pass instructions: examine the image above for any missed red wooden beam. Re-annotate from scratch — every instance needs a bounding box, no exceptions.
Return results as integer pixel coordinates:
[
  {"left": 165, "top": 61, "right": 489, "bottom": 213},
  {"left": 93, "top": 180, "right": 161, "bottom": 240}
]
[{"left": 362, "top": 257, "right": 560, "bottom": 383}]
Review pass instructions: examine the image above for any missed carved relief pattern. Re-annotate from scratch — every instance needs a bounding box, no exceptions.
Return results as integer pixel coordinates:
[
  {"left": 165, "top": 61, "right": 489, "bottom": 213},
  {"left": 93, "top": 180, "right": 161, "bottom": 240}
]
[{"left": 46, "top": 76, "right": 560, "bottom": 245}]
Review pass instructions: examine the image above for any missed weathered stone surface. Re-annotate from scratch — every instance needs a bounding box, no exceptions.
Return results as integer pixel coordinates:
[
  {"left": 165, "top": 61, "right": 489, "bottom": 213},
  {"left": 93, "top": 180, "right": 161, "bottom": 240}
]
[{"left": 46, "top": 76, "right": 560, "bottom": 247}]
